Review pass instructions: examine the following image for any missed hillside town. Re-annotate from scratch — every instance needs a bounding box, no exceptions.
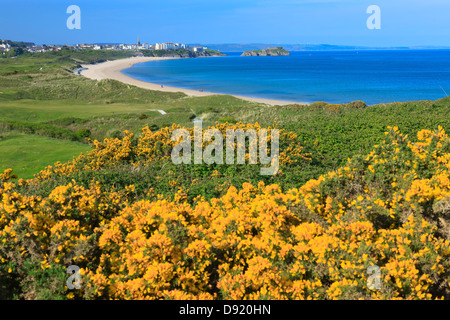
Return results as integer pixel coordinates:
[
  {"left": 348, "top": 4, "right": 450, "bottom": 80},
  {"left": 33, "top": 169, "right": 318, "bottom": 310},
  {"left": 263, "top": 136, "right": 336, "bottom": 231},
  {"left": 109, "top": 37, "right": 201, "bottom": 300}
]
[{"left": 0, "top": 38, "right": 207, "bottom": 55}]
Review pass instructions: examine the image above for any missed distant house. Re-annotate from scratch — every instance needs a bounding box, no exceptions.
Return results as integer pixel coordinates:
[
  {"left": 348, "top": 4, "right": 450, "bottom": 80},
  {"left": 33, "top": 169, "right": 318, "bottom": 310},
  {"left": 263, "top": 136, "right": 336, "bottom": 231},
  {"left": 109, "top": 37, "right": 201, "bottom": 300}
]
[
  {"left": 0, "top": 43, "right": 11, "bottom": 50},
  {"left": 193, "top": 46, "right": 203, "bottom": 52}
]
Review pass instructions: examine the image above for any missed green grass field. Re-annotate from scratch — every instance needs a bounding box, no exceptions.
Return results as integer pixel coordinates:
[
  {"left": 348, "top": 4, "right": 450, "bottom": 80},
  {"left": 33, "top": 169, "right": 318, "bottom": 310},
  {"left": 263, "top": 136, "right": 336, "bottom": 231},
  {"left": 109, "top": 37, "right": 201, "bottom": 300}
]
[{"left": 0, "top": 132, "right": 90, "bottom": 178}]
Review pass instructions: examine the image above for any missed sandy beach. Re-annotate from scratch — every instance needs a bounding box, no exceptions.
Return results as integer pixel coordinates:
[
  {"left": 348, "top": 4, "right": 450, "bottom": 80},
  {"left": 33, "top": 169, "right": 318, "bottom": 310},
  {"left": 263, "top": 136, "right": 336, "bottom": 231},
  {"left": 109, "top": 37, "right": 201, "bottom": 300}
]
[{"left": 78, "top": 56, "right": 305, "bottom": 106}]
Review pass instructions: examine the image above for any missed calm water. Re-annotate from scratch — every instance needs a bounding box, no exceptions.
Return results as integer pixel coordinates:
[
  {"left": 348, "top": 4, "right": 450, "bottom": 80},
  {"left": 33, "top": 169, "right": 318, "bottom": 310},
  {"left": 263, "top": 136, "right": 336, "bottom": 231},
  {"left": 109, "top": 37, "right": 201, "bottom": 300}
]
[{"left": 122, "top": 50, "right": 450, "bottom": 105}]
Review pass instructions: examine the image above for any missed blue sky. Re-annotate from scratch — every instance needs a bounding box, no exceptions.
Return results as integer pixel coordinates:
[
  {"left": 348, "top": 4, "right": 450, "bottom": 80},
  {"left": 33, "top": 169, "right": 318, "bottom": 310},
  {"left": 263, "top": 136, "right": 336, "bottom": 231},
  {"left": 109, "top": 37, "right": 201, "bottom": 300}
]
[{"left": 2, "top": 0, "right": 450, "bottom": 47}]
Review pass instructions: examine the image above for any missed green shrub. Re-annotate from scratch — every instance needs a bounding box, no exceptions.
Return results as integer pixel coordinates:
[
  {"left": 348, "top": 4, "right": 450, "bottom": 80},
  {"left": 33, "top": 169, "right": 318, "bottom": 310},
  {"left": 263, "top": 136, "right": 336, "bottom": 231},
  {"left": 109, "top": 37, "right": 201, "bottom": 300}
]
[
  {"left": 218, "top": 116, "right": 236, "bottom": 123},
  {"left": 148, "top": 124, "right": 159, "bottom": 131},
  {"left": 77, "top": 129, "right": 91, "bottom": 139},
  {"left": 346, "top": 100, "right": 367, "bottom": 109},
  {"left": 309, "top": 101, "right": 329, "bottom": 108},
  {"left": 0, "top": 121, "right": 81, "bottom": 142},
  {"left": 109, "top": 129, "right": 124, "bottom": 139}
]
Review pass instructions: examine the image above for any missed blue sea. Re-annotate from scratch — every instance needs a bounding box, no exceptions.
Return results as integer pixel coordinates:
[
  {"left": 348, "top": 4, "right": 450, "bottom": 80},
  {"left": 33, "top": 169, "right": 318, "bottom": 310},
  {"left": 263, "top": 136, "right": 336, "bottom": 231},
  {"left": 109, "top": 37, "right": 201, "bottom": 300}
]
[{"left": 122, "top": 50, "right": 450, "bottom": 105}]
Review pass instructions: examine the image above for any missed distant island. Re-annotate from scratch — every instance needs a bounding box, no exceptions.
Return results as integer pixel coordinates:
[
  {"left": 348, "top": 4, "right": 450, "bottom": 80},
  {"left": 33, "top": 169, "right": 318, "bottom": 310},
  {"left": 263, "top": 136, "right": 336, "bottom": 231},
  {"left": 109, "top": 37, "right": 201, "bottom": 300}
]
[{"left": 241, "top": 47, "right": 290, "bottom": 57}]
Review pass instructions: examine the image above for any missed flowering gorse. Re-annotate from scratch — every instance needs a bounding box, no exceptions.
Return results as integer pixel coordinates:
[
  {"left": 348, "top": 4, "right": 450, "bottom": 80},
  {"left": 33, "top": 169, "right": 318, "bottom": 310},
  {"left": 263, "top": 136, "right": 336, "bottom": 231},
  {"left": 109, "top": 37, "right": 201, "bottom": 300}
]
[{"left": 0, "top": 125, "right": 449, "bottom": 299}]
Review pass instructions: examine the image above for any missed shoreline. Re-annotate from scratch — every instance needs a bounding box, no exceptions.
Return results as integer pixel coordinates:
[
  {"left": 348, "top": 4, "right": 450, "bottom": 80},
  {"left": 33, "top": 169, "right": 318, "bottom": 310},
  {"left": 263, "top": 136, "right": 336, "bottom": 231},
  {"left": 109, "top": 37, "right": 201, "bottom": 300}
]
[{"left": 78, "top": 56, "right": 307, "bottom": 106}]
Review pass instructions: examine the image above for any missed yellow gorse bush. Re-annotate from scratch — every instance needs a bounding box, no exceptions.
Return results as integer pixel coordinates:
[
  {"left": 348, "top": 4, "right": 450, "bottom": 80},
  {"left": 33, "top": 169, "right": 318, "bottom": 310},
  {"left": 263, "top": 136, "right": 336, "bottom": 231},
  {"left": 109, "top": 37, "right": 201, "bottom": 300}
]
[
  {"left": 30, "top": 122, "right": 310, "bottom": 184},
  {"left": 0, "top": 125, "right": 449, "bottom": 300},
  {"left": 0, "top": 169, "right": 17, "bottom": 182},
  {"left": 86, "top": 181, "right": 449, "bottom": 300}
]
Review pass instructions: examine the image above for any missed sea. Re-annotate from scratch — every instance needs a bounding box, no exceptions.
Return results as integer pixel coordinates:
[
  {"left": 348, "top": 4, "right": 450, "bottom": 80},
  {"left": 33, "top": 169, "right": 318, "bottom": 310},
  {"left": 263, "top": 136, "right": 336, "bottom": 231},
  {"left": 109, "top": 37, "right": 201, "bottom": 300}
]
[{"left": 121, "top": 50, "right": 450, "bottom": 105}]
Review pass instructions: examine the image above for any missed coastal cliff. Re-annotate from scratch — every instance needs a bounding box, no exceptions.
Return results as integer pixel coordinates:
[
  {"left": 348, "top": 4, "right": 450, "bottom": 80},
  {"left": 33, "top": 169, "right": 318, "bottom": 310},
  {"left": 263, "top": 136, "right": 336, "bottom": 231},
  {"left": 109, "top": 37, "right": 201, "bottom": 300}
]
[{"left": 241, "top": 47, "right": 290, "bottom": 56}]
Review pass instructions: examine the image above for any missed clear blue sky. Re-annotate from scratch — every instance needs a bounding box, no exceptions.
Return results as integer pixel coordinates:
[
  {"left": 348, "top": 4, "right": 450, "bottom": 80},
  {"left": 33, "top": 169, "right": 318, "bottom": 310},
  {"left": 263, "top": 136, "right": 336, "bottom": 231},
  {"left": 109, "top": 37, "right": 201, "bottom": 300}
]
[{"left": 2, "top": 0, "right": 450, "bottom": 47}]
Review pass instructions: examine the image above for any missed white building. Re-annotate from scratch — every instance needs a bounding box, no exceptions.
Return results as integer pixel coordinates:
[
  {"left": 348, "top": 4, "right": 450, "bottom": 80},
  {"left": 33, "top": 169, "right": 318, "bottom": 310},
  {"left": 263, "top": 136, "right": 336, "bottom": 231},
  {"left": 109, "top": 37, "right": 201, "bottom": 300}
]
[
  {"left": 154, "top": 42, "right": 189, "bottom": 51},
  {"left": 165, "top": 42, "right": 176, "bottom": 50}
]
